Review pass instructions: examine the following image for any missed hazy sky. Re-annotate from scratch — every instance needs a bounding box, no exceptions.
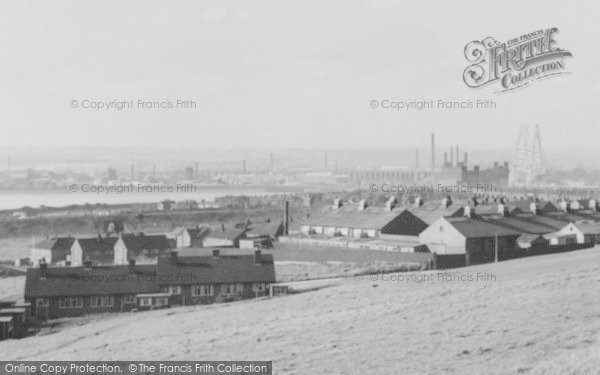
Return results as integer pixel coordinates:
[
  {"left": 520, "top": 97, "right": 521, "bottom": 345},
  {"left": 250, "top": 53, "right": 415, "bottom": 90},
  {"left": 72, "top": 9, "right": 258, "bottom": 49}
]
[{"left": 0, "top": 0, "right": 598, "bottom": 150}]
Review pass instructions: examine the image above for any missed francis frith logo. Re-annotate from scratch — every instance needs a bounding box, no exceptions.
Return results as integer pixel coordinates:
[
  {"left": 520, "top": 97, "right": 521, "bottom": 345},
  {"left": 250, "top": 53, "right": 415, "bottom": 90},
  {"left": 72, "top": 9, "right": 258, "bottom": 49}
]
[{"left": 463, "top": 28, "right": 573, "bottom": 92}]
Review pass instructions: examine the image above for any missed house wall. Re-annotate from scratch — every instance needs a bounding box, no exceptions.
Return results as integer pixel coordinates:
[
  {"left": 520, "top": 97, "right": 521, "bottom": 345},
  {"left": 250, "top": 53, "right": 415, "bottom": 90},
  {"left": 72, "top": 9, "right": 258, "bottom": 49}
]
[
  {"left": 162, "top": 283, "right": 270, "bottom": 306},
  {"left": 30, "top": 249, "right": 52, "bottom": 265},
  {"left": 27, "top": 295, "right": 137, "bottom": 320},
  {"left": 203, "top": 238, "right": 234, "bottom": 247},
  {"left": 554, "top": 224, "right": 584, "bottom": 244},
  {"left": 465, "top": 236, "right": 519, "bottom": 264},
  {"left": 176, "top": 231, "right": 191, "bottom": 248},
  {"left": 418, "top": 218, "right": 466, "bottom": 255}
]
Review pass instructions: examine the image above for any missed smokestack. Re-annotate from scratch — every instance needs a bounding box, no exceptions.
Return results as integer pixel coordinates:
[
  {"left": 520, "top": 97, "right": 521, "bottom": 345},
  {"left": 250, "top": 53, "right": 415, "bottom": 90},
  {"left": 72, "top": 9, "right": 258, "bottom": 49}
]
[
  {"left": 450, "top": 146, "right": 454, "bottom": 165},
  {"left": 430, "top": 133, "right": 435, "bottom": 172},
  {"left": 456, "top": 146, "right": 459, "bottom": 166},
  {"left": 284, "top": 200, "right": 289, "bottom": 235},
  {"left": 464, "top": 152, "right": 468, "bottom": 165}
]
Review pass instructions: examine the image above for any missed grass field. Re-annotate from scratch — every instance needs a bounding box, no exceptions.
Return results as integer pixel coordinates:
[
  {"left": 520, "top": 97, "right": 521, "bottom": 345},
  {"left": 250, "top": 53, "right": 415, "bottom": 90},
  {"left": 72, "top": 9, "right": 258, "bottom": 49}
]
[{"left": 1, "top": 247, "right": 599, "bottom": 374}]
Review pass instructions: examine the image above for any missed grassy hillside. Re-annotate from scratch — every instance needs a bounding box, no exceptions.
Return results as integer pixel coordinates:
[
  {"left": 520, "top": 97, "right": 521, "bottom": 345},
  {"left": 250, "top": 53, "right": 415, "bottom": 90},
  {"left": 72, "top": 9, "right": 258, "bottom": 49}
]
[{"left": 1, "top": 248, "right": 599, "bottom": 374}]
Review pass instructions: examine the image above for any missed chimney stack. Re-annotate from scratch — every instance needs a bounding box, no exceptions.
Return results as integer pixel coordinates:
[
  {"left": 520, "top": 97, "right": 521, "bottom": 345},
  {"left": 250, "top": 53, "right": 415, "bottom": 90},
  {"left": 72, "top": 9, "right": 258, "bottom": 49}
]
[
  {"left": 170, "top": 250, "right": 178, "bottom": 261},
  {"left": 358, "top": 199, "right": 367, "bottom": 211},
  {"left": 128, "top": 259, "right": 136, "bottom": 273},
  {"left": 464, "top": 205, "right": 471, "bottom": 218},
  {"left": 254, "top": 249, "right": 262, "bottom": 264},
  {"left": 333, "top": 198, "right": 342, "bottom": 209},
  {"left": 450, "top": 146, "right": 454, "bottom": 166},
  {"left": 39, "top": 258, "right": 47, "bottom": 279},
  {"left": 284, "top": 200, "right": 289, "bottom": 235},
  {"left": 415, "top": 149, "right": 419, "bottom": 169},
  {"left": 464, "top": 152, "right": 468, "bottom": 165}
]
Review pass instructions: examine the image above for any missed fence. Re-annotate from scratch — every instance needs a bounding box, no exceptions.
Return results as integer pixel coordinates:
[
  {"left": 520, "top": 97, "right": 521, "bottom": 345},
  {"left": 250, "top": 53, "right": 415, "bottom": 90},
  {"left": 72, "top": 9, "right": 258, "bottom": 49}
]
[{"left": 265, "top": 242, "right": 434, "bottom": 265}]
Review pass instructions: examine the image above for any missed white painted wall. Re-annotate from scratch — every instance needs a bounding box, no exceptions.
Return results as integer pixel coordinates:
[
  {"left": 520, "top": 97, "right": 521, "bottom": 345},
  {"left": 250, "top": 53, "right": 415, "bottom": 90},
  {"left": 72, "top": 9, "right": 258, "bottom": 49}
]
[{"left": 418, "top": 217, "right": 466, "bottom": 254}]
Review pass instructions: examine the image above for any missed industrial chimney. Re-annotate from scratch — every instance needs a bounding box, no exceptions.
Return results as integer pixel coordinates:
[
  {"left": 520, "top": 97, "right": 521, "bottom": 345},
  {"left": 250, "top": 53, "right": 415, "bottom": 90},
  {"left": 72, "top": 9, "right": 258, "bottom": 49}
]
[{"left": 284, "top": 200, "right": 289, "bottom": 235}]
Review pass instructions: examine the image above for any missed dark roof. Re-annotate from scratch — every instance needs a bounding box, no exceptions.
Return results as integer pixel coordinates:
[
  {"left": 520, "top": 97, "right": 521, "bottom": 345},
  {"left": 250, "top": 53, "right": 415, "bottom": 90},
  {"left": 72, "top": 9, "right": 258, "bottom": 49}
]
[
  {"left": 77, "top": 237, "right": 119, "bottom": 253},
  {"left": 24, "top": 265, "right": 158, "bottom": 298},
  {"left": 187, "top": 228, "right": 209, "bottom": 239},
  {"left": 34, "top": 237, "right": 75, "bottom": 252},
  {"left": 120, "top": 234, "right": 173, "bottom": 251},
  {"left": 408, "top": 205, "right": 464, "bottom": 225},
  {"left": 519, "top": 215, "right": 570, "bottom": 231},
  {"left": 446, "top": 217, "right": 522, "bottom": 238},
  {"left": 300, "top": 206, "right": 405, "bottom": 230},
  {"left": 205, "top": 228, "right": 246, "bottom": 241},
  {"left": 483, "top": 216, "right": 558, "bottom": 234},
  {"left": 157, "top": 253, "right": 275, "bottom": 285},
  {"left": 247, "top": 222, "right": 283, "bottom": 237}
]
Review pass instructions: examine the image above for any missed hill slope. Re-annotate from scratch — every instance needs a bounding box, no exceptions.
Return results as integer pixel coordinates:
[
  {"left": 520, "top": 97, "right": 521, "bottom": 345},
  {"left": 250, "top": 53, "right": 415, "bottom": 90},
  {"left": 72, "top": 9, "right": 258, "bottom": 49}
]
[{"left": 2, "top": 248, "right": 600, "bottom": 374}]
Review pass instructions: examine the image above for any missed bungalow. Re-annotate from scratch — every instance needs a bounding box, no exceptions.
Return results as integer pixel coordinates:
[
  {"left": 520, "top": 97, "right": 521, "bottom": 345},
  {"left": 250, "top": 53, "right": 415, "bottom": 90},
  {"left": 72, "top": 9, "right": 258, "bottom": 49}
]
[
  {"left": 30, "top": 237, "right": 75, "bottom": 265},
  {"left": 70, "top": 237, "right": 118, "bottom": 266},
  {"left": 157, "top": 250, "right": 275, "bottom": 305},
  {"left": 113, "top": 234, "right": 174, "bottom": 265},
  {"left": 240, "top": 221, "right": 284, "bottom": 249},
  {"left": 543, "top": 221, "right": 600, "bottom": 245},
  {"left": 202, "top": 227, "right": 246, "bottom": 248},
  {"left": 172, "top": 227, "right": 210, "bottom": 248},
  {"left": 24, "top": 261, "right": 158, "bottom": 320},
  {"left": 24, "top": 250, "right": 276, "bottom": 320},
  {"left": 419, "top": 217, "right": 522, "bottom": 265}
]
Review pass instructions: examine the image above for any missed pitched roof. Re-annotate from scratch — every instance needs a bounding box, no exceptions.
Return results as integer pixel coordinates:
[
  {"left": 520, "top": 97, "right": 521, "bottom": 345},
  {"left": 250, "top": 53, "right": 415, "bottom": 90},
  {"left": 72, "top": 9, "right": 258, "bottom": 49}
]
[
  {"left": 24, "top": 265, "right": 158, "bottom": 298},
  {"left": 573, "top": 221, "right": 600, "bottom": 235},
  {"left": 300, "top": 206, "right": 405, "bottom": 230},
  {"left": 408, "top": 205, "right": 464, "bottom": 225},
  {"left": 157, "top": 253, "right": 275, "bottom": 285},
  {"left": 520, "top": 215, "right": 571, "bottom": 231},
  {"left": 205, "top": 228, "right": 246, "bottom": 241},
  {"left": 483, "top": 216, "right": 558, "bottom": 234},
  {"left": 186, "top": 228, "right": 209, "bottom": 239},
  {"left": 34, "top": 237, "right": 75, "bottom": 251},
  {"left": 517, "top": 233, "right": 543, "bottom": 243},
  {"left": 247, "top": 222, "right": 283, "bottom": 237},
  {"left": 77, "top": 237, "right": 119, "bottom": 253},
  {"left": 446, "top": 217, "right": 522, "bottom": 238},
  {"left": 120, "top": 234, "right": 173, "bottom": 251}
]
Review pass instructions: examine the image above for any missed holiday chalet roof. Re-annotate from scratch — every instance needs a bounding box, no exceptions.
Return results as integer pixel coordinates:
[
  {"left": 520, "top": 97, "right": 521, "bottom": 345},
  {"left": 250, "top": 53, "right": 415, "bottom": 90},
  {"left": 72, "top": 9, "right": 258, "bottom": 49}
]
[
  {"left": 445, "top": 217, "right": 522, "bottom": 238},
  {"left": 24, "top": 265, "right": 158, "bottom": 298},
  {"left": 157, "top": 253, "right": 275, "bottom": 286}
]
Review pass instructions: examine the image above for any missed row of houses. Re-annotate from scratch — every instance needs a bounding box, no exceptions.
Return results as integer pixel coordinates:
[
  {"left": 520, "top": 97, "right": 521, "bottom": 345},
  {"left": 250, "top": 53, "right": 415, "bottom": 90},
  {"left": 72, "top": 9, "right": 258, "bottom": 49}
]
[
  {"left": 292, "top": 197, "right": 600, "bottom": 266},
  {"left": 29, "top": 221, "right": 286, "bottom": 268},
  {"left": 23, "top": 250, "right": 275, "bottom": 322}
]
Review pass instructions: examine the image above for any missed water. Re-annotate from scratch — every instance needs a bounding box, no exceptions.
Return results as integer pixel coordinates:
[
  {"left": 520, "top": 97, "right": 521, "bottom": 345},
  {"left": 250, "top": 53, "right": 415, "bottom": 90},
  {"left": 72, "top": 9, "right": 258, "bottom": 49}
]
[{"left": 0, "top": 187, "right": 275, "bottom": 210}]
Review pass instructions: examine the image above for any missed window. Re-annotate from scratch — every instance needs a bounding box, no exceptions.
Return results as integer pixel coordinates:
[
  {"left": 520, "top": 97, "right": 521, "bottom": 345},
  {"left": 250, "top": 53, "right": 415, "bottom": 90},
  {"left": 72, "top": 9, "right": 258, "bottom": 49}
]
[
  {"left": 58, "top": 296, "right": 83, "bottom": 309},
  {"left": 155, "top": 297, "right": 168, "bottom": 306},
  {"left": 191, "top": 285, "right": 214, "bottom": 297},
  {"left": 123, "top": 295, "right": 136, "bottom": 304},
  {"left": 90, "top": 296, "right": 114, "bottom": 308},
  {"left": 36, "top": 298, "right": 49, "bottom": 307},
  {"left": 221, "top": 283, "right": 244, "bottom": 294},
  {"left": 139, "top": 297, "right": 152, "bottom": 307},
  {"left": 160, "top": 286, "right": 182, "bottom": 295}
]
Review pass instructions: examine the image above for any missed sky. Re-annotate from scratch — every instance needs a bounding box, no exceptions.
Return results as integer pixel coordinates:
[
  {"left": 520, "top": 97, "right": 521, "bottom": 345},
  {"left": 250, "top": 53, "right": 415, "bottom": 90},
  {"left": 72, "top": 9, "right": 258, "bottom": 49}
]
[{"left": 0, "top": 0, "right": 598, "bottom": 151}]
